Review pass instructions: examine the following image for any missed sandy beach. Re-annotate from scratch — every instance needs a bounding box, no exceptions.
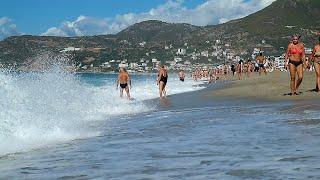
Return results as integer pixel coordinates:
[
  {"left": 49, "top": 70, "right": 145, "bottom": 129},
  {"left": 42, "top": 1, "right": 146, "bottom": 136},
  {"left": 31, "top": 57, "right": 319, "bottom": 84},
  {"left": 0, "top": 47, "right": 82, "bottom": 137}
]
[{"left": 207, "top": 71, "right": 320, "bottom": 101}]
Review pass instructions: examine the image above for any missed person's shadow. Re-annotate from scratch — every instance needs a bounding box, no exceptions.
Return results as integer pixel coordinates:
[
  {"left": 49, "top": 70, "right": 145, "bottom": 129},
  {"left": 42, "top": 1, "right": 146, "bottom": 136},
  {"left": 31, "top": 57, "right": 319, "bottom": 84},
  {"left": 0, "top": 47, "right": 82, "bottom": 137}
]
[
  {"left": 283, "top": 92, "right": 303, "bottom": 96},
  {"left": 306, "top": 88, "right": 319, "bottom": 93}
]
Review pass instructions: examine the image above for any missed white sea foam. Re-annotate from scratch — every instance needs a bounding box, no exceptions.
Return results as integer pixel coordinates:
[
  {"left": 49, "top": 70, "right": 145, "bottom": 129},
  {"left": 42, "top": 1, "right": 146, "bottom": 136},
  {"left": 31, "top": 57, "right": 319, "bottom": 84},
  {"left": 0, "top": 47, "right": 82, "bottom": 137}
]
[{"left": 0, "top": 66, "right": 205, "bottom": 155}]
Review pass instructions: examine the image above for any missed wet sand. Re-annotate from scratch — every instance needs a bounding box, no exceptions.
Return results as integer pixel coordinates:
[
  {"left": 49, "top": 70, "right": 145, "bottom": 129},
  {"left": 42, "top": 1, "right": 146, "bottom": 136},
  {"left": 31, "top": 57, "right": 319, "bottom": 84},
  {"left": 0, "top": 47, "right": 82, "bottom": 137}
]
[{"left": 207, "top": 71, "right": 320, "bottom": 101}]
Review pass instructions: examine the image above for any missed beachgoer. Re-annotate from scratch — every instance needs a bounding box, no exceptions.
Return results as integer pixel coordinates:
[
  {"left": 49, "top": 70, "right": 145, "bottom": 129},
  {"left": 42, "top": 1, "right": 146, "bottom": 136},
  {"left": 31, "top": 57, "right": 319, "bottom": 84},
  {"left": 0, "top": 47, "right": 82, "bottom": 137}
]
[
  {"left": 256, "top": 52, "right": 267, "bottom": 76},
  {"left": 179, "top": 70, "right": 185, "bottom": 82},
  {"left": 194, "top": 69, "right": 200, "bottom": 81},
  {"left": 222, "top": 64, "right": 228, "bottom": 81},
  {"left": 231, "top": 64, "right": 236, "bottom": 77},
  {"left": 157, "top": 65, "right": 168, "bottom": 99},
  {"left": 116, "top": 67, "right": 131, "bottom": 99},
  {"left": 246, "top": 60, "right": 253, "bottom": 77},
  {"left": 285, "top": 35, "right": 306, "bottom": 95},
  {"left": 309, "top": 36, "right": 320, "bottom": 92},
  {"left": 237, "top": 59, "right": 243, "bottom": 80}
]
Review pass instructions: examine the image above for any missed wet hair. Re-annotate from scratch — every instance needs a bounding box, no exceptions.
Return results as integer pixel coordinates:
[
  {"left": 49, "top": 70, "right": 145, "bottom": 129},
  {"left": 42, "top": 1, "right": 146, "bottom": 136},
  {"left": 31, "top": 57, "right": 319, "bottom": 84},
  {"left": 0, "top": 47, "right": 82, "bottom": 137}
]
[
  {"left": 161, "top": 65, "right": 165, "bottom": 68},
  {"left": 259, "top": 52, "right": 263, "bottom": 56}
]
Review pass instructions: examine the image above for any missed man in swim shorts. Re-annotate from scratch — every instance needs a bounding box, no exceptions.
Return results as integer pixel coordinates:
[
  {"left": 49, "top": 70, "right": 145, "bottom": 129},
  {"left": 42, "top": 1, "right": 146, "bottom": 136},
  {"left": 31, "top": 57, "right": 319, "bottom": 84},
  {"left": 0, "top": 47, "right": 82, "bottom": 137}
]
[
  {"left": 256, "top": 52, "right": 267, "bottom": 76},
  {"left": 116, "top": 67, "right": 131, "bottom": 99}
]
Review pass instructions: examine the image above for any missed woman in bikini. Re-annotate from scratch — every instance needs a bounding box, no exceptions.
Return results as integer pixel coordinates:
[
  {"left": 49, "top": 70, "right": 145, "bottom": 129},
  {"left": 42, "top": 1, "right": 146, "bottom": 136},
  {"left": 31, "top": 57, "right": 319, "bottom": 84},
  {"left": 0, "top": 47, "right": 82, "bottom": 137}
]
[
  {"left": 157, "top": 65, "right": 168, "bottom": 99},
  {"left": 309, "top": 36, "right": 320, "bottom": 92},
  {"left": 285, "top": 35, "right": 306, "bottom": 95}
]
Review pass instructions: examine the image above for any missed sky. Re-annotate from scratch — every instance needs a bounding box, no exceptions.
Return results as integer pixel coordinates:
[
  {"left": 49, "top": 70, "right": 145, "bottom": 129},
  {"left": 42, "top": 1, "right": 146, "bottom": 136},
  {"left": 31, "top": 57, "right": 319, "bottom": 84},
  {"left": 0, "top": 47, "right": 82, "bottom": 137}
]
[{"left": 0, "top": 0, "right": 276, "bottom": 39}]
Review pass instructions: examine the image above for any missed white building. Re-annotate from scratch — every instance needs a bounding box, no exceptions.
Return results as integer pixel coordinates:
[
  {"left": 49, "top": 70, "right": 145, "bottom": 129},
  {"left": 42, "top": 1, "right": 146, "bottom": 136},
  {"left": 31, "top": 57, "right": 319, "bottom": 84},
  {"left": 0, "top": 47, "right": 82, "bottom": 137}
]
[
  {"left": 274, "top": 55, "right": 286, "bottom": 70},
  {"left": 212, "top": 51, "right": 218, "bottom": 57},
  {"left": 141, "top": 63, "right": 147, "bottom": 66},
  {"left": 174, "top": 57, "right": 182, "bottom": 62},
  {"left": 201, "top": 51, "right": 209, "bottom": 57},
  {"left": 176, "top": 48, "right": 187, "bottom": 55},
  {"left": 139, "top": 42, "right": 146, "bottom": 47},
  {"left": 60, "top": 47, "right": 81, "bottom": 52},
  {"left": 184, "top": 61, "right": 191, "bottom": 65},
  {"left": 130, "top": 63, "right": 138, "bottom": 68},
  {"left": 119, "top": 63, "right": 128, "bottom": 68},
  {"left": 101, "top": 62, "right": 111, "bottom": 68},
  {"left": 166, "top": 61, "right": 176, "bottom": 66}
]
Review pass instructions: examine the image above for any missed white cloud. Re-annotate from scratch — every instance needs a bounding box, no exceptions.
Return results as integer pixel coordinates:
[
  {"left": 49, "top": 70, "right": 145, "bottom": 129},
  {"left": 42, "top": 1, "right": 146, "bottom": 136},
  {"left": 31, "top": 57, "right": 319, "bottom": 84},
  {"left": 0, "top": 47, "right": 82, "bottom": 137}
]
[
  {"left": 42, "top": 0, "right": 276, "bottom": 37},
  {"left": 0, "top": 17, "right": 21, "bottom": 40}
]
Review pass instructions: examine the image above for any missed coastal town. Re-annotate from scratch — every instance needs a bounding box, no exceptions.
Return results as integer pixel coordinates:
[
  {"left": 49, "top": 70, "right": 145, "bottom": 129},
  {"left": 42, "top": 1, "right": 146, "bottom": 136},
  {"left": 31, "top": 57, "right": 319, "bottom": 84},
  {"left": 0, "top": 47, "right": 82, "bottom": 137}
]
[{"left": 60, "top": 38, "right": 314, "bottom": 74}]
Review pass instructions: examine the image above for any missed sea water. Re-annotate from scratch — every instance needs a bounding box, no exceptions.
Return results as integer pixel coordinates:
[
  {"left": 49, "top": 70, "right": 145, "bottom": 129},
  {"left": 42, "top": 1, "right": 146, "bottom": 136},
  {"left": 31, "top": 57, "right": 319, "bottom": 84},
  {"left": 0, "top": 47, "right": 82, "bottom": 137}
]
[{"left": 1, "top": 68, "right": 320, "bottom": 179}]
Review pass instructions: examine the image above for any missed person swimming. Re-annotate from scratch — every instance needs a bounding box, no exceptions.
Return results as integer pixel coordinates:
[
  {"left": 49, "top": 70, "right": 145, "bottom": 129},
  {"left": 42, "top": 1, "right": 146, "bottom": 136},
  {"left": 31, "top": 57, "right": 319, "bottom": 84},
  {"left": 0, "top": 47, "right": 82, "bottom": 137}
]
[
  {"left": 285, "top": 34, "right": 306, "bottom": 95},
  {"left": 157, "top": 65, "right": 168, "bottom": 99},
  {"left": 116, "top": 67, "right": 131, "bottom": 100}
]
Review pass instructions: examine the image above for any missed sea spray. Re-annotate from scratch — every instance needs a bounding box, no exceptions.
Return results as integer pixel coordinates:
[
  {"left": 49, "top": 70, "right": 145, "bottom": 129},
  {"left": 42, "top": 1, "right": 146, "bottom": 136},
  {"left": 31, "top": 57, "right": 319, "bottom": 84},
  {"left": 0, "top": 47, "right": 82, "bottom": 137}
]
[
  {"left": 0, "top": 57, "right": 152, "bottom": 155},
  {"left": 0, "top": 54, "right": 205, "bottom": 155}
]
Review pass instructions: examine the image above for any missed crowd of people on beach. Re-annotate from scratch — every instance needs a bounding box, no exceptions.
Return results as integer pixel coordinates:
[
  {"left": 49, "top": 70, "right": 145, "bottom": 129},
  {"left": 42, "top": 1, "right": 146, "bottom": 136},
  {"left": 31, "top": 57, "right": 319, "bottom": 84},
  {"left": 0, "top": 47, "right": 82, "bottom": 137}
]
[
  {"left": 190, "top": 53, "right": 269, "bottom": 83},
  {"left": 116, "top": 35, "right": 320, "bottom": 100}
]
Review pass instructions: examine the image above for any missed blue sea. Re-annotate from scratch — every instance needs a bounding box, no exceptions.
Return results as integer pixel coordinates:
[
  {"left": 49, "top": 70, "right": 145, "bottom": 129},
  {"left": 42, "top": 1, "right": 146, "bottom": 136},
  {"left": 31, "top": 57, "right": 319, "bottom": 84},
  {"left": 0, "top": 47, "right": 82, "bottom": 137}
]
[{"left": 0, "top": 68, "right": 320, "bottom": 179}]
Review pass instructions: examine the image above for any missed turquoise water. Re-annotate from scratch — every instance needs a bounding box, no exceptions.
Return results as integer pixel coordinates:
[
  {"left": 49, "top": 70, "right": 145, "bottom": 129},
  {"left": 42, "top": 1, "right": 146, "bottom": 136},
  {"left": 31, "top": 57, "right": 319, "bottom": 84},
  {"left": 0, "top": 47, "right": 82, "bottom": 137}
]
[{"left": 1, "top": 71, "right": 320, "bottom": 179}]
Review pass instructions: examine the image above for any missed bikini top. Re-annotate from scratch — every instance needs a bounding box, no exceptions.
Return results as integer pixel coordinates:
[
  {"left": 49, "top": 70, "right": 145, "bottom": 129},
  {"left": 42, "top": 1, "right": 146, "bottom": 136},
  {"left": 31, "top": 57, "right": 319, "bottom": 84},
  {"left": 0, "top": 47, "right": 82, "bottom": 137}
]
[{"left": 290, "top": 47, "right": 303, "bottom": 55}]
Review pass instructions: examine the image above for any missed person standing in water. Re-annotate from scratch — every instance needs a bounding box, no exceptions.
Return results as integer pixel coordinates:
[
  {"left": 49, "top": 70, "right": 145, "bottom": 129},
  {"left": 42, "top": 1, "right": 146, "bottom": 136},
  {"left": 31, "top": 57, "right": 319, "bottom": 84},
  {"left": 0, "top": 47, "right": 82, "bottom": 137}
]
[
  {"left": 285, "top": 34, "right": 306, "bottom": 95},
  {"left": 309, "top": 36, "right": 320, "bottom": 92},
  {"left": 116, "top": 67, "right": 131, "bottom": 100},
  {"left": 157, "top": 65, "right": 168, "bottom": 99},
  {"left": 178, "top": 70, "right": 185, "bottom": 82},
  {"left": 256, "top": 52, "right": 267, "bottom": 76}
]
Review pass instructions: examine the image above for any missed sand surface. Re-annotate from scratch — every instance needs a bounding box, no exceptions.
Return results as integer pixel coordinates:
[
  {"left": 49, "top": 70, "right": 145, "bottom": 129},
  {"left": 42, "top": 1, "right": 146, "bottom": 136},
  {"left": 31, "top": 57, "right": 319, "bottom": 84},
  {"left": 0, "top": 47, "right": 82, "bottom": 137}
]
[{"left": 207, "top": 71, "right": 320, "bottom": 101}]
